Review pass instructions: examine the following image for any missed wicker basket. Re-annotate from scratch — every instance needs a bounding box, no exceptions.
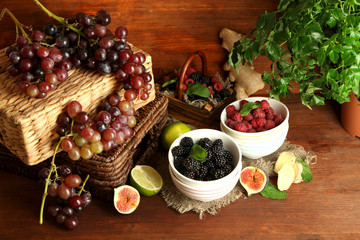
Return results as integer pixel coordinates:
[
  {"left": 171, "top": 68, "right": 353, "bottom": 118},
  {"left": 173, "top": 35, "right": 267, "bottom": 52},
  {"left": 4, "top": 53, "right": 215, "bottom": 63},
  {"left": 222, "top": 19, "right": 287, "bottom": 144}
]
[
  {"left": 164, "top": 51, "right": 236, "bottom": 128},
  {"left": 0, "top": 92, "right": 168, "bottom": 201},
  {"left": 0, "top": 44, "right": 155, "bottom": 166}
]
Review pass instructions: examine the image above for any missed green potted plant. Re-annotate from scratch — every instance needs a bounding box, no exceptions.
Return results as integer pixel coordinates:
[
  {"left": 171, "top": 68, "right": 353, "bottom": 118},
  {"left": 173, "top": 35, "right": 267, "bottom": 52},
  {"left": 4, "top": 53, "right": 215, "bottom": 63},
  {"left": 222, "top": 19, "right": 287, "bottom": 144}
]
[{"left": 229, "top": 0, "right": 360, "bottom": 137}]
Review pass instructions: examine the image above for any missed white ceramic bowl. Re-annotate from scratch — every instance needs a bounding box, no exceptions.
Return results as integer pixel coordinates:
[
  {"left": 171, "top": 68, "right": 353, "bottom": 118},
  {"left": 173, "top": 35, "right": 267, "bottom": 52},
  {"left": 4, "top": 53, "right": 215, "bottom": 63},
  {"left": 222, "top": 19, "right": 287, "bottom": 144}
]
[
  {"left": 220, "top": 97, "right": 289, "bottom": 159},
  {"left": 168, "top": 129, "right": 242, "bottom": 202}
]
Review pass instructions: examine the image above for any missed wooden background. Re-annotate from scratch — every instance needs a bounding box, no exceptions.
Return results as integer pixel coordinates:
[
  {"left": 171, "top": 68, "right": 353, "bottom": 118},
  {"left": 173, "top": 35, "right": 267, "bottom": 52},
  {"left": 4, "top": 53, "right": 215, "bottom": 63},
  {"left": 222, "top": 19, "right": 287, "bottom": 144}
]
[{"left": 0, "top": 0, "right": 278, "bottom": 93}]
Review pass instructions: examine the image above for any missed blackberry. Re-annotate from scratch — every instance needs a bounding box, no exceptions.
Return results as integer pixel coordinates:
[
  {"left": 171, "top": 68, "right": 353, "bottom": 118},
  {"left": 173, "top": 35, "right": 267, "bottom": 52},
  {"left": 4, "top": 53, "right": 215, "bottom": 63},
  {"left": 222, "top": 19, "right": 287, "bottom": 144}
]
[
  {"left": 180, "top": 137, "right": 193, "bottom": 147},
  {"left": 213, "top": 168, "right": 227, "bottom": 179},
  {"left": 199, "top": 75, "right": 211, "bottom": 86},
  {"left": 171, "top": 146, "right": 190, "bottom": 157},
  {"left": 224, "top": 164, "right": 234, "bottom": 175},
  {"left": 213, "top": 155, "right": 227, "bottom": 167},
  {"left": 197, "top": 165, "right": 208, "bottom": 180},
  {"left": 211, "top": 144, "right": 223, "bottom": 155},
  {"left": 205, "top": 159, "right": 216, "bottom": 170},
  {"left": 183, "top": 157, "right": 201, "bottom": 172},
  {"left": 183, "top": 171, "right": 196, "bottom": 179},
  {"left": 212, "top": 139, "right": 223, "bottom": 148},
  {"left": 197, "top": 138, "right": 212, "bottom": 149},
  {"left": 213, "top": 92, "right": 222, "bottom": 102},
  {"left": 174, "top": 156, "right": 186, "bottom": 171},
  {"left": 190, "top": 71, "right": 202, "bottom": 82},
  {"left": 223, "top": 150, "right": 233, "bottom": 164},
  {"left": 220, "top": 89, "right": 232, "bottom": 99},
  {"left": 187, "top": 94, "right": 196, "bottom": 102}
]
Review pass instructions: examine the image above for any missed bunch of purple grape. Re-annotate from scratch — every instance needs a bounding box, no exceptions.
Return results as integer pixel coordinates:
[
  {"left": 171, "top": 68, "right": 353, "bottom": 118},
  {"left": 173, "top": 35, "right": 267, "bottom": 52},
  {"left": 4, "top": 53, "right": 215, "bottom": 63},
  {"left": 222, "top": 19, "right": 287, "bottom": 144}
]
[
  {"left": 5, "top": 9, "right": 152, "bottom": 99},
  {"left": 39, "top": 164, "right": 91, "bottom": 230},
  {"left": 57, "top": 92, "right": 135, "bottom": 160}
]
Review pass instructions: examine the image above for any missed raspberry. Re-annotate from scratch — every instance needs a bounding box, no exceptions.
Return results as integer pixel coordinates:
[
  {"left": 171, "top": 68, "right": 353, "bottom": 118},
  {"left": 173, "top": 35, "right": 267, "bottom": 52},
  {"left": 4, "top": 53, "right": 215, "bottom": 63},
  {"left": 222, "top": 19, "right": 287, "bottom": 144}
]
[
  {"left": 208, "top": 86, "right": 215, "bottom": 95},
  {"left": 255, "top": 126, "right": 265, "bottom": 132},
  {"left": 185, "top": 67, "right": 196, "bottom": 77},
  {"left": 247, "top": 128, "right": 256, "bottom": 133},
  {"left": 225, "top": 119, "right": 233, "bottom": 127},
  {"left": 243, "top": 113, "right": 253, "bottom": 122},
  {"left": 250, "top": 118, "right": 258, "bottom": 128},
  {"left": 185, "top": 78, "right": 194, "bottom": 85},
  {"left": 260, "top": 100, "right": 270, "bottom": 110},
  {"left": 235, "top": 122, "right": 248, "bottom": 132},
  {"left": 255, "top": 117, "right": 266, "bottom": 127},
  {"left": 226, "top": 105, "right": 236, "bottom": 113},
  {"left": 231, "top": 112, "right": 243, "bottom": 122},
  {"left": 264, "top": 120, "right": 276, "bottom": 130},
  {"left": 211, "top": 76, "right": 219, "bottom": 84},
  {"left": 182, "top": 84, "right": 187, "bottom": 91},
  {"left": 227, "top": 110, "right": 237, "bottom": 119},
  {"left": 228, "top": 120, "right": 237, "bottom": 130},
  {"left": 243, "top": 121, "right": 253, "bottom": 130},
  {"left": 252, "top": 108, "right": 266, "bottom": 119},
  {"left": 239, "top": 100, "right": 248, "bottom": 109},
  {"left": 213, "top": 81, "right": 223, "bottom": 92},
  {"left": 264, "top": 107, "right": 275, "bottom": 114},
  {"left": 266, "top": 112, "right": 275, "bottom": 120},
  {"left": 274, "top": 114, "right": 284, "bottom": 125}
]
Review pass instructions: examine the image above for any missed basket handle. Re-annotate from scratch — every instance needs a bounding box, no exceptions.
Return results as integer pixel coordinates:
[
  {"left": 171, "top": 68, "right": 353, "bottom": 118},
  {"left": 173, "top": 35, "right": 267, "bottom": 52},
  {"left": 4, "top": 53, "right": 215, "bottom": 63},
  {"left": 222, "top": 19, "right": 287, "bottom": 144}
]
[{"left": 178, "top": 51, "right": 208, "bottom": 100}]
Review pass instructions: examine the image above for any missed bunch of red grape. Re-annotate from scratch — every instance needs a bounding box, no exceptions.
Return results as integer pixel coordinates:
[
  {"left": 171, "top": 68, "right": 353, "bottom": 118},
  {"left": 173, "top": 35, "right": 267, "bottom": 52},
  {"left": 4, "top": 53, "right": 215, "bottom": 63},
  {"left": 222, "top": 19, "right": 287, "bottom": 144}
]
[
  {"left": 5, "top": 8, "right": 152, "bottom": 99},
  {"left": 39, "top": 164, "right": 91, "bottom": 230},
  {"left": 57, "top": 92, "right": 135, "bottom": 160}
]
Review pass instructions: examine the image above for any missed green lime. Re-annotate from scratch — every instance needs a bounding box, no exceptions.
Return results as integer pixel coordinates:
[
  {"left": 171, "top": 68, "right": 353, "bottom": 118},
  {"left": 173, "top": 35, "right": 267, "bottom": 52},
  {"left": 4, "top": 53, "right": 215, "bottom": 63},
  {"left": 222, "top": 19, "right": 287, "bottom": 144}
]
[
  {"left": 129, "top": 165, "right": 163, "bottom": 196},
  {"left": 160, "top": 122, "right": 191, "bottom": 149}
]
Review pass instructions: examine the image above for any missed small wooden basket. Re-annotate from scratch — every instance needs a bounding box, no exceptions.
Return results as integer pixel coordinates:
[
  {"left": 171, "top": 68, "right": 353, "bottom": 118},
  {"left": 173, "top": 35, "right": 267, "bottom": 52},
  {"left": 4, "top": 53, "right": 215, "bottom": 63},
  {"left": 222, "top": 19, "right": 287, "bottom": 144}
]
[
  {"left": 165, "top": 51, "right": 236, "bottom": 128},
  {"left": 0, "top": 44, "right": 155, "bottom": 166}
]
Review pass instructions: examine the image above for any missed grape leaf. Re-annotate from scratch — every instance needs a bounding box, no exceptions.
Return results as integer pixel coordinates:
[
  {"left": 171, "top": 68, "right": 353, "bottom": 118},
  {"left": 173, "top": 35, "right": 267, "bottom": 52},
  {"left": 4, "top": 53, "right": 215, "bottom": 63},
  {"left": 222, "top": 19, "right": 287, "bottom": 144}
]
[
  {"left": 260, "top": 183, "right": 288, "bottom": 199},
  {"left": 296, "top": 158, "right": 313, "bottom": 182},
  {"left": 240, "top": 102, "right": 261, "bottom": 116},
  {"left": 188, "top": 144, "right": 208, "bottom": 162}
]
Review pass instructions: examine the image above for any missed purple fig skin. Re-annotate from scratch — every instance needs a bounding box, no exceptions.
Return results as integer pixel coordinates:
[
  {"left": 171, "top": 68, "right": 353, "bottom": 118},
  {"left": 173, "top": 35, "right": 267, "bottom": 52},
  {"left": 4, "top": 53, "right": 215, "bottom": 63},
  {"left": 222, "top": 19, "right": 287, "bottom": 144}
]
[{"left": 239, "top": 166, "right": 269, "bottom": 196}]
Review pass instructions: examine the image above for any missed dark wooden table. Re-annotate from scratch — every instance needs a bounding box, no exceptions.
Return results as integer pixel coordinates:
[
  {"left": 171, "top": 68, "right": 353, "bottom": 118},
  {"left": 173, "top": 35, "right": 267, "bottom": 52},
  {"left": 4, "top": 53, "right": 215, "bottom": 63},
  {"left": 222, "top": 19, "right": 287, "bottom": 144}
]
[{"left": 0, "top": 96, "right": 359, "bottom": 239}]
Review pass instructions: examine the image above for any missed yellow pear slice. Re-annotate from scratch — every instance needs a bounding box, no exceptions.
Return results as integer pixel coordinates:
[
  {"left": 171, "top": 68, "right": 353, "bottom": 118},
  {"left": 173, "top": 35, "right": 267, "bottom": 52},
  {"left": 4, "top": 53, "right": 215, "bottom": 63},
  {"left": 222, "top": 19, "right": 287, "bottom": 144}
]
[
  {"left": 293, "top": 162, "right": 303, "bottom": 183},
  {"left": 274, "top": 151, "right": 296, "bottom": 173},
  {"left": 277, "top": 162, "right": 296, "bottom": 191}
]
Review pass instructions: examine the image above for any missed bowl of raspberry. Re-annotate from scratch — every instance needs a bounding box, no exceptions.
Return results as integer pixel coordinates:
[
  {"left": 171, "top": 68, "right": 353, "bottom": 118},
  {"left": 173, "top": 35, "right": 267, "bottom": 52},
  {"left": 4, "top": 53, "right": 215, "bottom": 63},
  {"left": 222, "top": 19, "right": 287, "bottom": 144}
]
[
  {"left": 168, "top": 129, "right": 242, "bottom": 202},
  {"left": 220, "top": 97, "right": 289, "bottom": 159}
]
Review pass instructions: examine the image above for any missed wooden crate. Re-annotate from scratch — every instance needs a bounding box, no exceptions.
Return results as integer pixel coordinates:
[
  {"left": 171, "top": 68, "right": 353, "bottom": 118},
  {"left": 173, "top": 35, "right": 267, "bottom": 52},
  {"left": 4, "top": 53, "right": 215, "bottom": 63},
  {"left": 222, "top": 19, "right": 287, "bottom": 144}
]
[
  {"left": 0, "top": 44, "right": 155, "bottom": 166},
  {"left": 0, "top": 92, "right": 168, "bottom": 201}
]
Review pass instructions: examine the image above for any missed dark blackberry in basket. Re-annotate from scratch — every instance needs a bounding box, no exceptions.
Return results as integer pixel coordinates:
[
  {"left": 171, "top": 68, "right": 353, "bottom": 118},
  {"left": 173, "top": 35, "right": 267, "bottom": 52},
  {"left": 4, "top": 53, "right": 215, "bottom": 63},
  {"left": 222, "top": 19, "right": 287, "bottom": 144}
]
[
  {"left": 190, "top": 71, "right": 202, "bottom": 82},
  {"left": 172, "top": 145, "right": 190, "bottom": 157},
  {"left": 183, "top": 157, "right": 201, "bottom": 172},
  {"left": 213, "top": 168, "right": 227, "bottom": 179},
  {"left": 197, "top": 138, "right": 212, "bottom": 149},
  {"left": 213, "top": 92, "right": 223, "bottom": 102},
  {"left": 199, "top": 75, "right": 211, "bottom": 86},
  {"left": 180, "top": 137, "right": 193, "bottom": 147},
  {"left": 220, "top": 88, "right": 232, "bottom": 99}
]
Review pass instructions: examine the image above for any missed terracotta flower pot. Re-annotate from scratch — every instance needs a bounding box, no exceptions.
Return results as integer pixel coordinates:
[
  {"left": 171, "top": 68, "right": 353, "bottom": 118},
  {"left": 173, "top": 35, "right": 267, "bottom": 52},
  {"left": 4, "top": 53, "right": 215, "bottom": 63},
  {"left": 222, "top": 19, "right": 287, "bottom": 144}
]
[{"left": 341, "top": 93, "right": 360, "bottom": 138}]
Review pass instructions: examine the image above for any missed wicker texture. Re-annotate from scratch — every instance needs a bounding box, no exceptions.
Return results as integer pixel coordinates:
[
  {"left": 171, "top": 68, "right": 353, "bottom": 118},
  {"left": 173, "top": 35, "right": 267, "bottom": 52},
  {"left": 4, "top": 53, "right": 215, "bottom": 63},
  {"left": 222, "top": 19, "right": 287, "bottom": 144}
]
[
  {"left": 0, "top": 45, "right": 155, "bottom": 166},
  {"left": 0, "top": 93, "right": 168, "bottom": 201}
]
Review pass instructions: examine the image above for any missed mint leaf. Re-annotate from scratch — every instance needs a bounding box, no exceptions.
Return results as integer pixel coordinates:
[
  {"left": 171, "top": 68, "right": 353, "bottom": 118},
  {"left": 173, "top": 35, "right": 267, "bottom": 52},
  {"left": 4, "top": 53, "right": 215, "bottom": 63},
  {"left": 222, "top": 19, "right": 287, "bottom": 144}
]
[
  {"left": 296, "top": 158, "right": 313, "bottom": 182},
  {"left": 188, "top": 144, "right": 208, "bottom": 162},
  {"left": 161, "top": 78, "right": 177, "bottom": 88},
  {"left": 260, "top": 183, "right": 288, "bottom": 199},
  {"left": 186, "top": 82, "right": 210, "bottom": 98},
  {"left": 240, "top": 102, "right": 261, "bottom": 116}
]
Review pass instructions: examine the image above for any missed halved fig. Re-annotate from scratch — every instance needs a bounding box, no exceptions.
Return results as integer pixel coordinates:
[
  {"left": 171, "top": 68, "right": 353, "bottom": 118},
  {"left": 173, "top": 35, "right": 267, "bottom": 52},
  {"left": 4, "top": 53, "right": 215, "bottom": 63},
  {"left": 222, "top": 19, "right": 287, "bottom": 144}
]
[
  {"left": 240, "top": 166, "right": 269, "bottom": 196},
  {"left": 113, "top": 185, "right": 140, "bottom": 214}
]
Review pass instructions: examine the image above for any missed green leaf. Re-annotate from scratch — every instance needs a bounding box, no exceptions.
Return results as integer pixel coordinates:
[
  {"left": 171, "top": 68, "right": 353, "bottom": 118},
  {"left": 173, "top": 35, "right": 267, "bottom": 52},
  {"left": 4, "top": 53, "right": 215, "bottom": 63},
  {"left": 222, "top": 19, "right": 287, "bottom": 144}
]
[
  {"left": 188, "top": 144, "right": 208, "bottom": 162},
  {"left": 295, "top": 158, "right": 313, "bottom": 182},
  {"left": 264, "top": 11, "right": 277, "bottom": 32},
  {"left": 185, "top": 82, "right": 210, "bottom": 98},
  {"left": 267, "top": 42, "right": 282, "bottom": 60},
  {"left": 328, "top": 49, "right": 339, "bottom": 63},
  {"left": 260, "top": 183, "right": 288, "bottom": 199},
  {"left": 240, "top": 102, "right": 261, "bottom": 116},
  {"left": 161, "top": 79, "right": 177, "bottom": 88}
]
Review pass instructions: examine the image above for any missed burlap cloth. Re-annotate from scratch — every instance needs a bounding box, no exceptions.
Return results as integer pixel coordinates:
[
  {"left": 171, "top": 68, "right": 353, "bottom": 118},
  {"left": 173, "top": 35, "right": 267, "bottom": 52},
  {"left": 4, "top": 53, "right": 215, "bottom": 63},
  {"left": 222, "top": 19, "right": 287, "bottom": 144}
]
[{"left": 157, "top": 140, "right": 316, "bottom": 219}]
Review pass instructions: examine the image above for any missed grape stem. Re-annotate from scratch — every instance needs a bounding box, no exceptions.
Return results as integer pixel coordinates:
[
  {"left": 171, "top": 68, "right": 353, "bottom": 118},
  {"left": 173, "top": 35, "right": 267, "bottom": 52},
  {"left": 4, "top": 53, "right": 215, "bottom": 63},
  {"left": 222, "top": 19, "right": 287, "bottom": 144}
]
[
  {"left": 78, "top": 175, "right": 90, "bottom": 196},
  {"left": 33, "top": 0, "right": 86, "bottom": 39},
  {"left": 0, "top": 8, "right": 32, "bottom": 43}
]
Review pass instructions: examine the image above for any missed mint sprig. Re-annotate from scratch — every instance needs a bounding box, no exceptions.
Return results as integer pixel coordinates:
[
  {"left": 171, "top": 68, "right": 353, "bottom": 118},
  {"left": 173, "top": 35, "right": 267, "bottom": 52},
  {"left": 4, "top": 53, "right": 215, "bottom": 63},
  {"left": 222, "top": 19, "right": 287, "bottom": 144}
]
[
  {"left": 296, "top": 158, "right": 313, "bottom": 182},
  {"left": 260, "top": 183, "right": 288, "bottom": 199},
  {"left": 185, "top": 82, "right": 210, "bottom": 98},
  {"left": 161, "top": 78, "right": 177, "bottom": 88},
  {"left": 188, "top": 144, "right": 208, "bottom": 162},
  {"left": 240, "top": 102, "right": 261, "bottom": 116}
]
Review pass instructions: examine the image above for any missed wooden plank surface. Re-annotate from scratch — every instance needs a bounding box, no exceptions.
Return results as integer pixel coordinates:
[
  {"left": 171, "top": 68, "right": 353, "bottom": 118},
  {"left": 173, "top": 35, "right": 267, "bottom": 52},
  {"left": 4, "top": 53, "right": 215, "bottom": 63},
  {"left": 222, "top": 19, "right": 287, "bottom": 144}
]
[{"left": 0, "top": 96, "right": 359, "bottom": 239}]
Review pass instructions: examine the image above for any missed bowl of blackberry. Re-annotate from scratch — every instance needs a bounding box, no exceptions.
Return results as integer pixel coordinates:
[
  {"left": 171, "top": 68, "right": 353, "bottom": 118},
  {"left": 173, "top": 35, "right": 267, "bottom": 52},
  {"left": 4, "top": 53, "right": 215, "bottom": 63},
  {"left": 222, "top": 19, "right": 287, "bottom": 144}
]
[{"left": 168, "top": 129, "right": 242, "bottom": 202}]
